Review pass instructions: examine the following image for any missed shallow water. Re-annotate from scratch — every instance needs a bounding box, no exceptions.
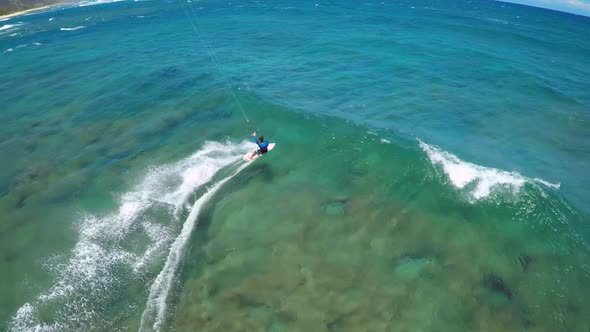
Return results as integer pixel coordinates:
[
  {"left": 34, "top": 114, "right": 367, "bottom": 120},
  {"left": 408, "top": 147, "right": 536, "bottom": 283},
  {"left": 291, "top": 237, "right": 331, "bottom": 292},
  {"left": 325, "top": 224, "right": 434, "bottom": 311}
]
[{"left": 1, "top": 0, "right": 589, "bottom": 331}]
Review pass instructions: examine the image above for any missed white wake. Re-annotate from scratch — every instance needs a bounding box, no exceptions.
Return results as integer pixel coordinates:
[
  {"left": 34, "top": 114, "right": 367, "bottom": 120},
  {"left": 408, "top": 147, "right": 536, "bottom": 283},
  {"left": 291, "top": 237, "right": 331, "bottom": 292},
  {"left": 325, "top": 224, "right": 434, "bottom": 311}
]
[{"left": 9, "top": 141, "right": 252, "bottom": 332}]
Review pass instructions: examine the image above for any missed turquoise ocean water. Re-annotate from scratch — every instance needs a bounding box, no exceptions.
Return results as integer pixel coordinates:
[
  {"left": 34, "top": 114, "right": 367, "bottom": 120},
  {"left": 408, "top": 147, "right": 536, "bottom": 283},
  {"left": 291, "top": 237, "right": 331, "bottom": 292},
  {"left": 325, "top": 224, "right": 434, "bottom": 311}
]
[{"left": 1, "top": 0, "right": 590, "bottom": 330}]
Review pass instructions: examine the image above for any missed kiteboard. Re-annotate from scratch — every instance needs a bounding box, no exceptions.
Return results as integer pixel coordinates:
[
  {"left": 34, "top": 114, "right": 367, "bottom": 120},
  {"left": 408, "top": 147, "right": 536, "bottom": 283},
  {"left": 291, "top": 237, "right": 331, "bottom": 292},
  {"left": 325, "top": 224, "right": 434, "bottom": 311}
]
[{"left": 243, "top": 143, "right": 276, "bottom": 162}]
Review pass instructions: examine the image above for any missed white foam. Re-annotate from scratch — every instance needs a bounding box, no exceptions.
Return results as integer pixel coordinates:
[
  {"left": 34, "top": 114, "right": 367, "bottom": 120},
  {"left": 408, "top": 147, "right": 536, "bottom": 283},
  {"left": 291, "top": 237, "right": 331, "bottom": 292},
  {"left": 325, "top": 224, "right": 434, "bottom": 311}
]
[
  {"left": 487, "top": 17, "right": 509, "bottom": 25},
  {"left": 139, "top": 161, "right": 251, "bottom": 332},
  {"left": 132, "top": 222, "right": 172, "bottom": 274},
  {"left": 418, "top": 139, "right": 559, "bottom": 201},
  {"left": 9, "top": 141, "right": 252, "bottom": 332},
  {"left": 0, "top": 23, "right": 22, "bottom": 31},
  {"left": 3, "top": 48, "right": 14, "bottom": 54},
  {"left": 380, "top": 138, "right": 391, "bottom": 144},
  {"left": 78, "top": 0, "right": 127, "bottom": 7},
  {"left": 38, "top": 239, "right": 135, "bottom": 302},
  {"left": 60, "top": 25, "right": 86, "bottom": 31},
  {"left": 49, "top": 17, "right": 55, "bottom": 21},
  {"left": 534, "top": 177, "right": 561, "bottom": 190},
  {"left": 33, "top": 42, "right": 42, "bottom": 46},
  {"left": 9, "top": 303, "right": 54, "bottom": 332}
]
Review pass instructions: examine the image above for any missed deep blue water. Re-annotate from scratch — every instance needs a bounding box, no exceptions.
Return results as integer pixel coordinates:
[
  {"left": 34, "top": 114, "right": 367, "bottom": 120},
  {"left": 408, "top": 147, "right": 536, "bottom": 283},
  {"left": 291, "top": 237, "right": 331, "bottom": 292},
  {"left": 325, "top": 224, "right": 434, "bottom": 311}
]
[{"left": 1, "top": 0, "right": 589, "bottom": 331}]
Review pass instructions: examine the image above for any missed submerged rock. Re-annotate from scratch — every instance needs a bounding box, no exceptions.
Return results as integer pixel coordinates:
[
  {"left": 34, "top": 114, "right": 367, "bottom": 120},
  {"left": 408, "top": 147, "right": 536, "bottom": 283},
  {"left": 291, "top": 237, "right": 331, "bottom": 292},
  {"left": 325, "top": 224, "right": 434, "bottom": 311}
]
[
  {"left": 323, "top": 199, "right": 348, "bottom": 216},
  {"left": 517, "top": 252, "right": 532, "bottom": 272},
  {"left": 155, "top": 66, "right": 182, "bottom": 79},
  {"left": 394, "top": 256, "right": 432, "bottom": 279},
  {"left": 397, "top": 247, "right": 441, "bottom": 262},
  {"left": 483, "top": 274, "right": 512, "bottom": 300},
  {"left": 392, "top": 248, "right": 442, "bottom": 279},
  {"left": 15, "top": 194, "right": 27, "bottom": 209},
  {"left": 235, "top": 293, "right": 264, "bottom": 308},
  {"left": 275, "top": 310, "right": 297, "bottom": 323}
]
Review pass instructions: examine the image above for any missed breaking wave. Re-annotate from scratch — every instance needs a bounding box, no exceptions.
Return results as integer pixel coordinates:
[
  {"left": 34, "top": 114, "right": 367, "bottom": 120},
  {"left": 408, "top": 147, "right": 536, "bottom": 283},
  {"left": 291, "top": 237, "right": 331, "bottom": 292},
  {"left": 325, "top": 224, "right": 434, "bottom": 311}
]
[
  {"left": 60, "top": 26, "right": 86, "bottom": 31},
  {"left": 419, "top": 139, "right": 560, "bottom": 201}
]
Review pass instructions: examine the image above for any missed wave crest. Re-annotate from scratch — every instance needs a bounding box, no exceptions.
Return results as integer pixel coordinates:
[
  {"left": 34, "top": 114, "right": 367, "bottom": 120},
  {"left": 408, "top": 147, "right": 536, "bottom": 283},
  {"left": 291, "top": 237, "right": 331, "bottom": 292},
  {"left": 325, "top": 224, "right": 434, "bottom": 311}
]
[
  {"left": 419, "top": 139, "right": 559, "bottom": 201},
  {"left": 78, "top": 0, "right": 127, "bottom": 7},
  {"left": 60, "top": 26, "right": 86, "bottom": 31}
]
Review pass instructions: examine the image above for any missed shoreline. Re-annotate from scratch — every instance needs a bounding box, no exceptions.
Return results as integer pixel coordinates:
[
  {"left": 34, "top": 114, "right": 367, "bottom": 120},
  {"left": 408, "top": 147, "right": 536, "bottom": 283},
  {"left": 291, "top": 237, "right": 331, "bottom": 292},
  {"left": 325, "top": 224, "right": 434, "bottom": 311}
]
[{"left": 0, "top": 5, "right": 57, "bottom": 20}]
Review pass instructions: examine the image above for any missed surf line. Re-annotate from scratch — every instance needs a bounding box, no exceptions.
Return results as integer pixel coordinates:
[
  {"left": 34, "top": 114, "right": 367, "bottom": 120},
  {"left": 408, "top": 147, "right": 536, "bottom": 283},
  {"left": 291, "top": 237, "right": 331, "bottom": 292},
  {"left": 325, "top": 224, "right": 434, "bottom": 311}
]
[{"left": 138, "top": 161, "right": 250, "bottom": 332}]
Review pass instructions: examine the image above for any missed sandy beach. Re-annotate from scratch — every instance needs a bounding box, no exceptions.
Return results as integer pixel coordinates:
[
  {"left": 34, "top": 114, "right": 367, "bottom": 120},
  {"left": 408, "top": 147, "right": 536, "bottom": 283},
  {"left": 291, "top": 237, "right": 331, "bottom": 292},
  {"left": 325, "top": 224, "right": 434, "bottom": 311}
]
[{"left": 0, "top": 5, "right": 55, "bottom": 20}]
